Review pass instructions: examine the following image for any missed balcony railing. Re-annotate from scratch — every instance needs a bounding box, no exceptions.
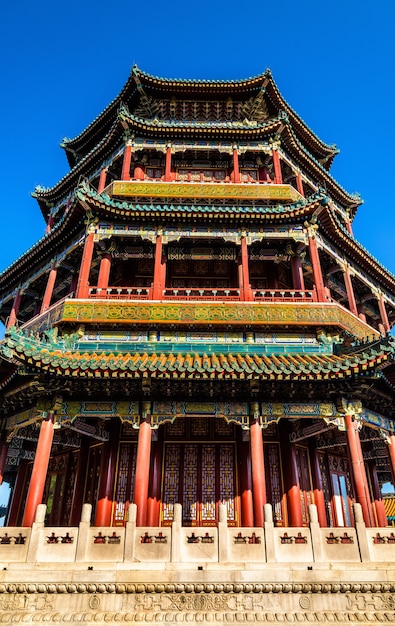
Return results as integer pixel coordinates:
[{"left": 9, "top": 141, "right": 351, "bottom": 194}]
[
  {"left": 87, "top": 287, "right": 315, "bottom": 303},
  {"left": 88, "top": 287, "right": 151, "bottom": 299},
  {"left": 162, "top": 288, "right": 241, "bottom": 301},
  {"left": 253, "top": 289, "right": 316, "bottom": 302}
]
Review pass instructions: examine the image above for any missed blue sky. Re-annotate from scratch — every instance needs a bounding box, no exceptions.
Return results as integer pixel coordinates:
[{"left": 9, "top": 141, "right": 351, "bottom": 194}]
[{"left": 0, "top": 1, "right": 394, "bottom": 276}]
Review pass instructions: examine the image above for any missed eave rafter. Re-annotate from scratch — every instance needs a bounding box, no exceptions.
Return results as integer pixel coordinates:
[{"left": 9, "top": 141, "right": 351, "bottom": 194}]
[{"left": 1, "top": 327, "right": 394, "bottom": 382}]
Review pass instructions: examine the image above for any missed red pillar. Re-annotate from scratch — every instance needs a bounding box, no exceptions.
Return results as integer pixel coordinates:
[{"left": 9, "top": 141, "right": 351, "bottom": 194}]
[
  {"left": 152, "top": 233, "right": 164, "bottom": 300},
  {"left": 232, "top": 147, "right": 240, "bottom": 183},
  {"left": 76, "top": 232, "right": 95, "bottom": 298},
  {"left": 239, "top": 439, "right": 254, "bottom": 527},
  {"left": 296, "top": 171, "right": 304, "bottom": 197},
  {"left": 378, "top": 294, "right": 390, "bottom": 333},
  {"left": 0, "top": 437, "right": 9, "bottom": 486},
  {"left": 95, "top": 421, "right": 119, "bottom": 527},
  {"left": 291, "top": 255, "right": 305, "bottom": 291},
  {"left": 250, "top": 417, "right": 266, "bottom": 527},
  {"left": 345, "top": 217, "right": 353, "bottom": 236},
  {"left": 272, "top": 149, "right": 283, "bottom": 184},
  {"left": 368, "top": 460, "right": 387, "bottom": 527},
  {"left": 343, "top": 265, "right": 358, "bottom": 317},
  {"left": 40, "top": 265, "right": 57, "bottom": 314},
  {"left": 97, "top": 167, "right": 108, "bottom": 193},
  {"left": 7, "top": 459, "right": 29, "bottom": 526},
  {"left": 307, "top": 231, "right": 326, "bottom": 302},
  {"left": 134, "top": 413, "right": 152, "bottom": 527},
  {"left": 22, "top": 413, "right": 55, "bottom": 527},
  {"left": 45, "top": 215, "right": 54, "bottom": 234},
  {"left": 97, "top": 253, "right": 112, "bottom": 292},
  {"left": 121, "top": 143, "right": 132, "bottom": 181},
  {"left": 7, "top": 290, "right": 22, "bottom": 330},
  {"left": 165, "top": 146, "right": 172, "bottom": 181},
  {"left": 280, "top": 420, "right": 303, "bottom": 527},
  {"left": 388, "top": 435, "right": 395, "bottom": 489},
  {"left": 240, "top": 235, "right": 253, "bottom": 301},
  {"left": 147, "top": 436, "right": 162, "bottom": 527},
  {"left": 311, "top": 449, "right": 328, "bottom": 527},
  {"left": 345, "top": 414, "right": 373, "bottom": 527}
]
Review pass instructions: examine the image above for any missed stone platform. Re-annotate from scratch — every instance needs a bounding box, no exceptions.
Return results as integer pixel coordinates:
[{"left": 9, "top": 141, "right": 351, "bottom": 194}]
[{"left": 0, "top": 503, "right": 394, "bottom": 624}]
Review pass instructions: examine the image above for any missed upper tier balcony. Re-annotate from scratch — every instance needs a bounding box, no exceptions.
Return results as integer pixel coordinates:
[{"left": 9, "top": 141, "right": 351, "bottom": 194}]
[
  {"left": 87, "top": 286, "right": 316, "bottom": 303},
  {"left": 108, "top": 180, "right": 303, "bottom": 203},
  {"left": 18, "top": 292, "right": 379, "bottom": 343}
]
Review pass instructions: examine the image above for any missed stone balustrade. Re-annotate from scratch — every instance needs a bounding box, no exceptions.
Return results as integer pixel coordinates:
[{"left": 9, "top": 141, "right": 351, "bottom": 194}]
[{"left": 1, "top": 503, "right": 394, "bottom": 566}]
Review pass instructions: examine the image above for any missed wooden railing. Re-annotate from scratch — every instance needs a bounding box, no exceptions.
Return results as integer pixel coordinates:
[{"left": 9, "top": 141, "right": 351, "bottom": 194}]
[
  {"left": 162, "top": 288, "right": 241, "bottom": 301},
  {"left": 252, "top": 289, "right": 316, "bottom": 302},
  {"left": 87, "top": 287, "right": 316, "bottom": 303},
  {"left": 88, "top": 287, "right": 151, "bottom": 299}
]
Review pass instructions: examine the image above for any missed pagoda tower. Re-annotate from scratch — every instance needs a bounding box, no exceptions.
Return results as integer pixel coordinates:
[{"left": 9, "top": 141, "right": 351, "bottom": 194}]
[{"left": 0, "top": 67, "right": 394, "bottom": 624}]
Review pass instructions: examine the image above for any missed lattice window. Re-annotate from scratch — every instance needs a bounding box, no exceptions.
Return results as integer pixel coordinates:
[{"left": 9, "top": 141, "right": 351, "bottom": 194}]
[
  {"left": 84, "top": 445, "right": 103, "bottom": 522},
  {"left": 113, "top": 443, "right": 137, "bottom": 526},
  {"left": 317, "top": 451, "right": 333, "bottom": 526},
  {"left": 162, "top": 444, "right": 181, "bottom": 523},
  {"left": 219, "top": 444, "right": 236, "bottom": 522},
  {"left": 295, "top": 445, "right": 313, "bottom": 526},
  {"left": 201, "top": 445, "right": 216, "bottom": 523},
  {"left": 183, "top": 445, "right": 198, "bottom": 523},
  {"left": 265, "top": 443, "right": 285, "bottom": 525}
]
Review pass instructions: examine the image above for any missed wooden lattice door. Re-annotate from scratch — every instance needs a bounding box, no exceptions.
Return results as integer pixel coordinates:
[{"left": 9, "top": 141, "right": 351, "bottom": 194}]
[{"left": 161, "top": 441, "right": 237, "bottom": 526}]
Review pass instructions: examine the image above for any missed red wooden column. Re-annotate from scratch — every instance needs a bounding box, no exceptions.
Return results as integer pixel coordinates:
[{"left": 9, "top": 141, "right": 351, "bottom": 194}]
[
  {"left": 272, "top": 149, "right": 283, "bottom": 184},
  {"left": 368, "top": 460, "right": 387, "bottom": 527},
  {"left": 7, "top": 290, "right": 22, "bottom": 330},
  {"left": 45, "top": 215, "right": 54, "bottom": 234},
  {"left": 0, "top": 436, "right": 9, "bottom": 486},
  {"left": 388, "top": 434, "right": 395, "bottom": 486},
  {"left": 134, "top": 406, "right": 152, "bottom": 527},
  {"left": 97, "top": 167, "right": 108, "bottom": 193},
  {"left": 344, "top": 413, "right": 373, "bottom": 526},
  {"left": 97, "top": 253, "right": 112, "bottom": 292},
  {"left": 152, "top": 231, "right": 164, "bottom": 300},
  {"left": 7, "top": 460, "right": 29, "bottom": 526},
  {"left": 40, "top": 265, "right": 58, "bottom": 314},
  {"left": 95, "top": 420, "right": 120, "bottom": 527},
  {"left": 121, "top": 141, "right": 133, "bottom": 181},
  {"left": 342, "top": 264, "right": 358, "bottom": 317},
  {"left": 345, "top": 212, "right": 353, "bottom": 236},
  {"left": 310, "top": 448, "right": 328, "bottom": 527},
  {"left": 239, "top": 438, "right": 254, "bottom": 527},
  {"left": 306, "top": 224, "right": 326, "bottom": 302},
  {"left": 165, "top": 145, "right": 172, "bottom": 181},
  {"left": 291, "top": 254, "right": 305, "bottom": 291},
  {"left": 76, "top": 231, "right": 95, "bottom": 298},
  {"left": 377, "top": 293, "right": 390, "bottom": 333},
  {"left": 280, "top": 420, "right": 303, "bottom": 527},
  {"left": 240, "top": 234, "right": 253, "bottom": 301},
  {"left": 232, "top": 147, "right": 240, "bottom": 183},
  {"left": 147, "top": 432, "right": 163, "bottom": 527},
  {"left": 250, "top": 409, "right": 266, "bottom": 527},
  {"left": 22, "top": 411, "right": 56, "bottom": 527},
  {"left": 296, "top": 171, "right": 305, "bottom": 197}
]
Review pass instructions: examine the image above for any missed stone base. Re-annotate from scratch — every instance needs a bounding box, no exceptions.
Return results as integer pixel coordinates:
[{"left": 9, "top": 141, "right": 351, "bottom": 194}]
[{"left": 0, "top": 564, "right": 394, "bottom": 624}]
